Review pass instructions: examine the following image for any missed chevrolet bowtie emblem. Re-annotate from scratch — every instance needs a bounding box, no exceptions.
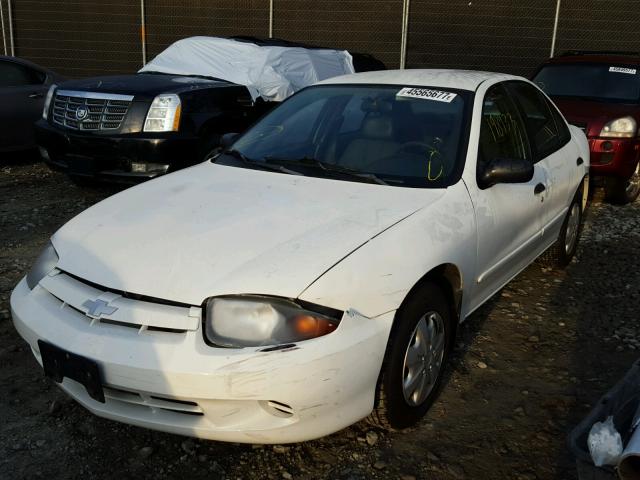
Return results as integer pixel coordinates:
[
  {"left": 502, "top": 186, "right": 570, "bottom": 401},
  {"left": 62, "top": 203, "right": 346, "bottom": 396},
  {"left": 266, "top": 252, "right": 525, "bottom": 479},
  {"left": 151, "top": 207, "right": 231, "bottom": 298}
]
[{"left": 82, "top": 299, "right": 118, "bottom": 318}]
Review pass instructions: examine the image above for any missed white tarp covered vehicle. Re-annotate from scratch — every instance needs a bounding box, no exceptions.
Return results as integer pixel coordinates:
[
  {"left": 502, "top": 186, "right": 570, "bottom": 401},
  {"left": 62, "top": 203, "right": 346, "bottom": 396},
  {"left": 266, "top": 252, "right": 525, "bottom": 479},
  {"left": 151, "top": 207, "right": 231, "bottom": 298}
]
[{"left": 138, "top": 36, "right": 356, "bottom": 102}]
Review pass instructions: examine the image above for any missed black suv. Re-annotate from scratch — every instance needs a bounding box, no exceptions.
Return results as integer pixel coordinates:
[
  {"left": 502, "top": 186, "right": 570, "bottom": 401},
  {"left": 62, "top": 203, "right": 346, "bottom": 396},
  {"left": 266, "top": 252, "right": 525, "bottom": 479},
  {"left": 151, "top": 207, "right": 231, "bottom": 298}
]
[{"left": 36, "top": 36, "right": 385, "bottom": 184}]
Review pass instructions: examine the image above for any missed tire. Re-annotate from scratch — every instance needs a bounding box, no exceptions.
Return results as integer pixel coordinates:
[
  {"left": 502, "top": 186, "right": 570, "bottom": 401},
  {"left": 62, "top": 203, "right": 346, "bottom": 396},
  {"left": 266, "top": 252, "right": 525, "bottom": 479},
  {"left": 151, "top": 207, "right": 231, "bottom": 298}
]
[
  {"left": 539, "top": 191, "right": 583, "bottom": 268},
  {"left": 197, "top": 133, "right": 221, "bottom": 162},
  {"left": 604, "top": 162, "right": 640, "bottom": 205},
  {"left": 368, "top": 282, "right": 453, "bottom": 430}
]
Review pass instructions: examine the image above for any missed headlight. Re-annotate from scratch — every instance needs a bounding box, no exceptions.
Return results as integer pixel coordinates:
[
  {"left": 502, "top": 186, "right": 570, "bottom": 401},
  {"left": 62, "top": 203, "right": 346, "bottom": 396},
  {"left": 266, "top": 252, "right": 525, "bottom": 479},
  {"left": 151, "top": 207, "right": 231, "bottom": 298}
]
[
  {"left": 42, "top": 84, "right": 56, "bottom": 120},
  {"left": 204, "top": 296, "right": 341, "bottom": 348},
  {"left": 26, "top": 242, "right": 59, "bottom": 289},
  {"left": 143, "top": 94, "right": 181, "bottom": 132},
  {"left": 600, "top": 116, "right": 637, "bottom": 138}
]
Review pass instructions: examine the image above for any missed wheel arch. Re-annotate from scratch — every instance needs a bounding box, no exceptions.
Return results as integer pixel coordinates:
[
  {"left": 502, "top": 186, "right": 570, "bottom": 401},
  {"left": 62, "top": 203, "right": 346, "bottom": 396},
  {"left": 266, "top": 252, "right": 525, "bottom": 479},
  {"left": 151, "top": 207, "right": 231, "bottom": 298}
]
[{"left": 395, "top": 263, "right": 464, "bottom": 341}]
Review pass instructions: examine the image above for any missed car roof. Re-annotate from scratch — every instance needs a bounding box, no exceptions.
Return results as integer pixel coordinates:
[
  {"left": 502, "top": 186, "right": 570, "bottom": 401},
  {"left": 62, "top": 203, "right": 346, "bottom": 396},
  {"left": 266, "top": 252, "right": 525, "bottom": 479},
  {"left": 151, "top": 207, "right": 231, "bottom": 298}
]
[
  {"left": 316, "top": 69, "right": 520, "bottom": 92},
  {"left": 545, "top": 52, "right": 640, "bottom": 67}
]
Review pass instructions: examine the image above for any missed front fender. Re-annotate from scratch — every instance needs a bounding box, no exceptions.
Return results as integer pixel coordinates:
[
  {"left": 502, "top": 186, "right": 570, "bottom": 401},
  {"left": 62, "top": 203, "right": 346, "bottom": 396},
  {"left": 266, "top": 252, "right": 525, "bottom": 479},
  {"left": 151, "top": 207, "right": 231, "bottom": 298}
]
[{"left": 297, "top": 182, "right": 477, "bottom": 319}]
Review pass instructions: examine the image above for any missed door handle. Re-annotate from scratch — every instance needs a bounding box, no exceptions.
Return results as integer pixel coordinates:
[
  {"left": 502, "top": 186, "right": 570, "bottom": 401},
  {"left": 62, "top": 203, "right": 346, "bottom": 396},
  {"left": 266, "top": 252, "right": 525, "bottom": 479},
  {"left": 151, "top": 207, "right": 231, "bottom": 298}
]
[
  {"left": 577, "top": 157, "right": 584, "bottom": 166},
  {"left": 534, "top": 183, "right": 546, "bottom": 195},
  {"left": 28, "top": 92, "right": 44, "bottom": 99}
]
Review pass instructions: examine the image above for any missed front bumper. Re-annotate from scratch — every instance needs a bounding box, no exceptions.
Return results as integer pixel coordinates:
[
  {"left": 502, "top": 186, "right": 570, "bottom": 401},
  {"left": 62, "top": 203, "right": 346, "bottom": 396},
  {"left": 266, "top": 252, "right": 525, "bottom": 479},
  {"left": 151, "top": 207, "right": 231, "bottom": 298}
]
[
  {"left": 588, "top": 137, "right": 640, "bottom": 179},
  {"left": 10, "top": 276, "right": 393, "bottom": 443},
  {"left": 35, "top": 120, "right": 199, "bottom": 183}
]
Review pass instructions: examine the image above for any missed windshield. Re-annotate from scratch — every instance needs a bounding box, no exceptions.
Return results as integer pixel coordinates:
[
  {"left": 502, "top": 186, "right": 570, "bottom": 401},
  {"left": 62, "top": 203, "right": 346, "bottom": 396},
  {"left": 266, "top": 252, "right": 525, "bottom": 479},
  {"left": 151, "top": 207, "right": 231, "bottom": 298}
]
[
  {"left": 534, "top": 63, "right": 640, "bottom": 103},
  {"left": 215, "top": 85, "right": 470, "bottom": 188}
]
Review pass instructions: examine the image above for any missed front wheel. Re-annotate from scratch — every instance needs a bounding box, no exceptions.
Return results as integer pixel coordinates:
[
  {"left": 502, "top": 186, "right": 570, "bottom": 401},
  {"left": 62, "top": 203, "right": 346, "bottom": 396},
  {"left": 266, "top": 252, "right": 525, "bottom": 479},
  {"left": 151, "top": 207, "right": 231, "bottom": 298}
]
[
  {"left": 197, "top": 134, "right": 221, "bottom": 162},
  {"left": 368, "top": 283, "right": 452, "bottom": 430},
  {"left": 604, "top": 162, "right": 640, "bottom": 205}
]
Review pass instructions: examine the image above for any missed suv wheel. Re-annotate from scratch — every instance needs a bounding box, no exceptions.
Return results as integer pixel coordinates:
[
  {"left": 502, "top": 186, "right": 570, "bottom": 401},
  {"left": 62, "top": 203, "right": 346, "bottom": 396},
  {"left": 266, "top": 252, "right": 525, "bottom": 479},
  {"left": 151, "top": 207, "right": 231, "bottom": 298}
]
[{"left": 604, "top": 162, "right": 640, "bottom": 205}]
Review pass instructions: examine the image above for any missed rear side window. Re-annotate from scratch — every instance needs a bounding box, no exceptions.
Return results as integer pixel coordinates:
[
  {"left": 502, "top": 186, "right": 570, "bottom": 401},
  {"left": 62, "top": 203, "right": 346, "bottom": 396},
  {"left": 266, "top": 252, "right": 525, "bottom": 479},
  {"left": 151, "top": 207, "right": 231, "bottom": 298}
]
[
  {"left": 508, "top": 81, "right": 570, "bottom": 159},
  {"left": 0, "top": 60, "right": 45, "bottom": 88},
  {"left": 478, "top": 84, "right": 530, "bottom": 171}
]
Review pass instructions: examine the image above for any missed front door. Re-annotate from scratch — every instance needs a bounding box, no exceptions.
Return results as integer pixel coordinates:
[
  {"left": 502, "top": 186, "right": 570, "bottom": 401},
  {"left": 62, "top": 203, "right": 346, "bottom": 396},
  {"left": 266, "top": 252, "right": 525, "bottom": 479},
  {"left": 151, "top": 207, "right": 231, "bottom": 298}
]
[{"left": 466, "top": 83, "right": 548, "bottom": 310}]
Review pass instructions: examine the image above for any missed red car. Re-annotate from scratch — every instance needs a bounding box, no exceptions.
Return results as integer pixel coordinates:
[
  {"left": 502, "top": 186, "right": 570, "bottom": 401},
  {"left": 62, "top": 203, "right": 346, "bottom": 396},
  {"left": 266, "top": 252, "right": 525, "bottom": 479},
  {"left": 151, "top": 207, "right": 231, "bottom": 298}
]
[{"left": 533, "top": 51, "right": 640, "bottom": 204}]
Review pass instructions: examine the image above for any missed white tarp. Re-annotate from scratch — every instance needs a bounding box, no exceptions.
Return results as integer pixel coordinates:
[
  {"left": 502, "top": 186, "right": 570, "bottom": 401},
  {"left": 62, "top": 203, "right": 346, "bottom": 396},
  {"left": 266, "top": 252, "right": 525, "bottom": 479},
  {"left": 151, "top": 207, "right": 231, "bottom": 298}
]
[{"left": 139, "top": 36, "right": 355, "bottom": 102}]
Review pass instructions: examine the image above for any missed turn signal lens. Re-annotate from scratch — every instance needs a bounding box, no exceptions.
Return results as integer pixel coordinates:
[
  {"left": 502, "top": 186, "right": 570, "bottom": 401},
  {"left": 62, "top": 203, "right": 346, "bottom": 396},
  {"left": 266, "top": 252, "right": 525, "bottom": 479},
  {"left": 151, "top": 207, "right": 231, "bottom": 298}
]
[{"left": 292, "top": 314, "right": 338, "bottom": 338}]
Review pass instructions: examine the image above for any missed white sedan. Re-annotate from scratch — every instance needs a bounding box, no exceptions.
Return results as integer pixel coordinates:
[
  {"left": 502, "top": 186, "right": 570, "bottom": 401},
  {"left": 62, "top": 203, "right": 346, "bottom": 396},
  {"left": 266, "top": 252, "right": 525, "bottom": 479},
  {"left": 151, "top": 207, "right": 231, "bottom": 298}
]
[{"left": 11, "top": 70, "right": 589, "bottom": 443}]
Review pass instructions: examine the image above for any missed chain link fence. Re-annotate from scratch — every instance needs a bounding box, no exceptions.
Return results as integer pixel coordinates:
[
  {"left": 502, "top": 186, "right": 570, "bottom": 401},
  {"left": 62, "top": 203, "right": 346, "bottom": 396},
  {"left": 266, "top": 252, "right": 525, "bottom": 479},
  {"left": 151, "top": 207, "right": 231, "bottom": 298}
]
[
  {"left": 406, "top": 0, "right": 557, "bottom": 76},
  {"left": 3, "top": 0, "right": 640, "bottom": 79},
  {"left": 554, "top": 0, "right": 640, "bottom": 56},
  {"left": 10, "top": 0, "right": 141, "bottom": 76},
  {"left": 274, "top": 0, "right": 403, "bottom": 69}
]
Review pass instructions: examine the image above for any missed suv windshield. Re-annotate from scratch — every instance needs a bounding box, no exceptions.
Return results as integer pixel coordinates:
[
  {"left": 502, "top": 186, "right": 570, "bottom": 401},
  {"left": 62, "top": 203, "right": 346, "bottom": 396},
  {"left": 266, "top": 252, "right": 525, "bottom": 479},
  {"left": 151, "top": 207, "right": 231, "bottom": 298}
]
[
  {"left": 534, "top": 63, "right": 640, "bottom": 103},
  {"left": 215, "top": 85, "right": 470, "bottom": 188}
]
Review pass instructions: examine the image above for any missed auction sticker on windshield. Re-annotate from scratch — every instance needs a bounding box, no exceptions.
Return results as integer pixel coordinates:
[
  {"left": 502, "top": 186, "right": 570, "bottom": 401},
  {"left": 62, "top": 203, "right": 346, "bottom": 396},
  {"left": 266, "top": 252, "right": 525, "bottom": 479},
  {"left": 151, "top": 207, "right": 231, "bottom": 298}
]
[
  {"left": 609, "top": 66, "right": 637, "bottom": 75},
  {"left": 396, "top": 87, "right": 457, "bottom": 103}
]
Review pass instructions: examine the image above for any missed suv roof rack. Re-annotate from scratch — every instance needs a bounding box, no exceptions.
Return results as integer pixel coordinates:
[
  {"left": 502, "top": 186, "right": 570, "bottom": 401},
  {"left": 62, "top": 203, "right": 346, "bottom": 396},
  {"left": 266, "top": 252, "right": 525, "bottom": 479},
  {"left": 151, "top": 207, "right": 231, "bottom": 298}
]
[{"left": 560, "top": 50, "right": 640, "bottom": 57}]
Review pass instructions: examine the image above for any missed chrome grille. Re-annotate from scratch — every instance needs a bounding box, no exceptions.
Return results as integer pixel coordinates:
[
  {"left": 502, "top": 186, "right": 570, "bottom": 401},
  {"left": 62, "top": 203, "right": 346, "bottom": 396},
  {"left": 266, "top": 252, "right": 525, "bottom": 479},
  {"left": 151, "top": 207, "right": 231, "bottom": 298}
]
[{"left": 51, "top": 89, "right": 134, "bottom": 132}]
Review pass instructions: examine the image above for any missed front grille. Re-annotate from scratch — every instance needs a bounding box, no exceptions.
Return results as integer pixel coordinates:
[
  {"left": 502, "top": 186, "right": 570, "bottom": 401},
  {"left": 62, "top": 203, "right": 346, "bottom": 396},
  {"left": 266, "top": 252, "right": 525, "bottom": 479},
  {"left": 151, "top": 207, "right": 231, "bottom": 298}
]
[
  {"left": 38, "top": 270, "right": 201, "bottom": 334},
  {"left": 51, "top": 89, "right": 133, "bottom": 132}
]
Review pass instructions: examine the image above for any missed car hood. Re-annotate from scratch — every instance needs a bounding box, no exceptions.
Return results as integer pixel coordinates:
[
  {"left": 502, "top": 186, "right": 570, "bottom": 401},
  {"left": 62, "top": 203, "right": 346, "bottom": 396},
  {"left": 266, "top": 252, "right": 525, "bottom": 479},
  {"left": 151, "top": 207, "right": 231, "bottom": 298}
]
[
  {"left": 58, "top": 73, "right": 235, "bottom": 100},
  {"left": 52, "top": 163, "right": 442, "bottom": 306},
  {"left": 551, "top": 96, "right": 640, "bottom": 136}
]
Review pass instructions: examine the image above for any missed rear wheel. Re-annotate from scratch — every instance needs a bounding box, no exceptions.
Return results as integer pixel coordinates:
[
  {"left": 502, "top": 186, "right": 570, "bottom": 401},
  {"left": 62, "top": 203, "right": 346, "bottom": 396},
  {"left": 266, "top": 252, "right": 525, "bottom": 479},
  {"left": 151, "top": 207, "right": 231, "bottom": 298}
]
[
  {"left": 604, "top": 162, "right": 640, "bottom": 205},
  {"left": 368, "top": 283, "right": 452, "bottom": 430},
  {"left": 539, "top": 192, "right": 583, "bottom": 268}
]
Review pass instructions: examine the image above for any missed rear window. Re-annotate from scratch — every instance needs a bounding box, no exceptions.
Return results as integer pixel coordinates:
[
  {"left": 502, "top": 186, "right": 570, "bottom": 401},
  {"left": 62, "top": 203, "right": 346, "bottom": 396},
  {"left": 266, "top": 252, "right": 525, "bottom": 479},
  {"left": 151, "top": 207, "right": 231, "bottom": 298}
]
[{"left": 533, "top": 63, "right": 640, "bottom": 103}]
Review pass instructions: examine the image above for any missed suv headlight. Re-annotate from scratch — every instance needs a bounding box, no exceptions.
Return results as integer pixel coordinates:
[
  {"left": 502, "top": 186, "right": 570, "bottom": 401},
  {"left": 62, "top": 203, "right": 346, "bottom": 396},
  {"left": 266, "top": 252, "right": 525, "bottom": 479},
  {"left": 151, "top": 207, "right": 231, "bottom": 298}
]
[
  {"left": 204, "top": 296, "right": 341, "bottom": 348},
  {"left": 42, "top": 84, "right": 56, "bottom": 120},
  {"left": 26, "top": 241, "right": 59, "bottom": 289},
  {"left": 143, "top": 94, "right": 181, "bottom": 132},
  {"left": 600, "top": 116, "right": 637, "bottom": 138}
]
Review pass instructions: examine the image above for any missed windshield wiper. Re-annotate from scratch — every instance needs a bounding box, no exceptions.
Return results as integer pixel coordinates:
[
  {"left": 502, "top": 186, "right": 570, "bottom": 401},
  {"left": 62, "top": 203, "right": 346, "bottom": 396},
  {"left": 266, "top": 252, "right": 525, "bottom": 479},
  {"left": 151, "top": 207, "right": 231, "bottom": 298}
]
[
  {"left": 221, "top": 149, "right": 303, "bottom": 176},
  {"left": 263, "top": 156, "right": 391, "bottom": 185}
]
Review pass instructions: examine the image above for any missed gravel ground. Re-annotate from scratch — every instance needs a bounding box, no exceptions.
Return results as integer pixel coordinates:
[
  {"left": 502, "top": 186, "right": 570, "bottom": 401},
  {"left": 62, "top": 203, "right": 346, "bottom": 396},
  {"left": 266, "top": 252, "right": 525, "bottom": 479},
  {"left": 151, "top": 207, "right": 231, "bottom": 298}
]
[{"left": 1, "top": 158, "right": 639, "bottom": 480}]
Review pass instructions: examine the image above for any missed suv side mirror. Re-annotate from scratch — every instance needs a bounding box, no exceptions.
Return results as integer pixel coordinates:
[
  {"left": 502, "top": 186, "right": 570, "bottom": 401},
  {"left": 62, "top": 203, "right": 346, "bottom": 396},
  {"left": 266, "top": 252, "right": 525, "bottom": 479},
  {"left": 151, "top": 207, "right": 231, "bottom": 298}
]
[
  {"left": 221, "top": 132, "right": 240, "bottom": 150},
  {"left": 479, "top": 157, "right": 534, "bottom": 189}
]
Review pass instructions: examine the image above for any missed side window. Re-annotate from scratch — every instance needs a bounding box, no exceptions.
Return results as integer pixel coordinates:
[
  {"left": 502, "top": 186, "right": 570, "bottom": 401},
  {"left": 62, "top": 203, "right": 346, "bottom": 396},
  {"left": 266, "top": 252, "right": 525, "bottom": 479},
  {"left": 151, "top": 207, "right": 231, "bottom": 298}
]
[
  {"left": 508, "top": 82, "right": 569, "bottom": 159},
  {"left": 0, "top": 60, "right": 45, "bottom": 88},
  {"left": 478, "top": 84, "right": 530, "bottom": 172}
]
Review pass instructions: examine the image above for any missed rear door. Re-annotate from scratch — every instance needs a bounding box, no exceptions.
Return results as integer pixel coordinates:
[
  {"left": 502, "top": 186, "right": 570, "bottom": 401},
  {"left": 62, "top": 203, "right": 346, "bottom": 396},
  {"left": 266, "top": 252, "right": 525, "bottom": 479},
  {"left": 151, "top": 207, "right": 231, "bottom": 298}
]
[
  {"left": 0, "top": 59, "right": 49, "bottom": 151},
  {"left": 507, "top": 81, "right": 576, "bottom": 246}
]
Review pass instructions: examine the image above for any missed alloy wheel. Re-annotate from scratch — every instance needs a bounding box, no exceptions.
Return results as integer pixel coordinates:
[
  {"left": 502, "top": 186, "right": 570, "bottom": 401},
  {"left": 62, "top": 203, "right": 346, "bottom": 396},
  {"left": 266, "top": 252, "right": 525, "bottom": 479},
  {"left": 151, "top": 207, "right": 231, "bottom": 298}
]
[{"left": 402, "top": 311, "right": 446, "bottom": 406}]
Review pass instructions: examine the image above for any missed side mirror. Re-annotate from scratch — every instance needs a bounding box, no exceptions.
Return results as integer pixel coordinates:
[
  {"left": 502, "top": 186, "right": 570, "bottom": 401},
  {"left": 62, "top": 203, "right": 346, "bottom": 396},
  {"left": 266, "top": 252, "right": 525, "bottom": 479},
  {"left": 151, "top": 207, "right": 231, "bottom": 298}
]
[
  {"left": 220, "top": 132, "right": 240, "bottom": 150},
  {"left": 479, "top": 157, "right": 534, "bottom": 189}
]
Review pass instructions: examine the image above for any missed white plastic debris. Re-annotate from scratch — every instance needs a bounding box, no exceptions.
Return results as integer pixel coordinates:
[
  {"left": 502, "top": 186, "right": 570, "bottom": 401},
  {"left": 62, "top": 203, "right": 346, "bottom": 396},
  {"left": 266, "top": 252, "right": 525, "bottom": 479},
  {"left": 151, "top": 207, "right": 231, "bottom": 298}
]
[{"left": 588, "top": 416, "right": 623, "bottom": 467}]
